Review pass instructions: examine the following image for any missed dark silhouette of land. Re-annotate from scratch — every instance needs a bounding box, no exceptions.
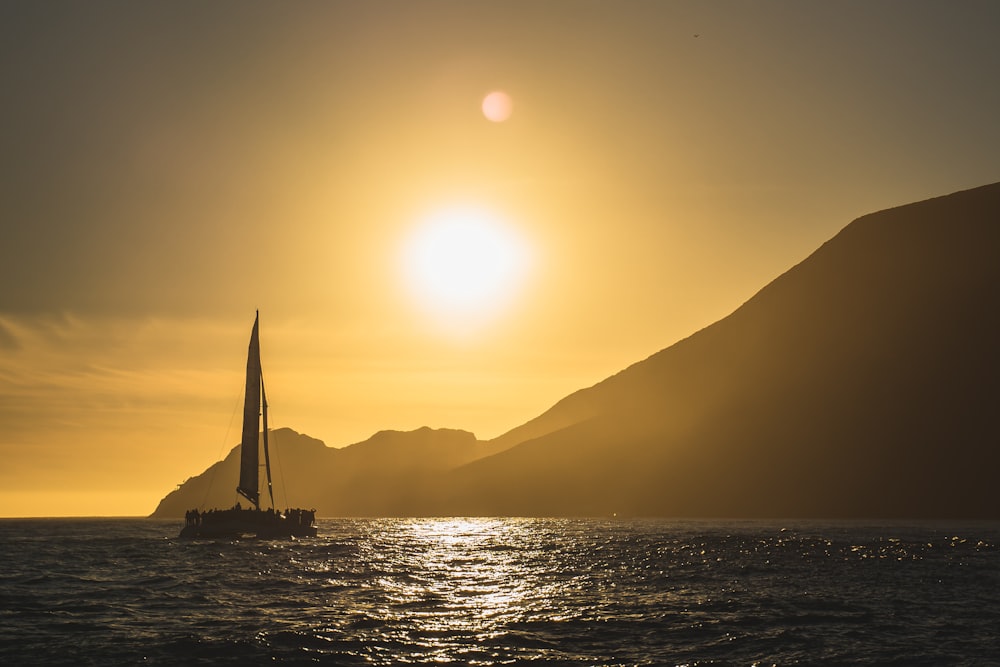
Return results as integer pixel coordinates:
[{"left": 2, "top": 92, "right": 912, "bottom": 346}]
[
  {"left": 153, "top": 427, "right": 490, "bottom": 518},
  {"left": 152, "top": 182, "right": 1000, "bottom": 519}
]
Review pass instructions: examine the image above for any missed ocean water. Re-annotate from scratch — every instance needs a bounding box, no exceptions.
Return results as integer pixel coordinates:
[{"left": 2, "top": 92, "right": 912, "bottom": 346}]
[{"left": 1, "top": 518, "right": 998, "bottom": 665}]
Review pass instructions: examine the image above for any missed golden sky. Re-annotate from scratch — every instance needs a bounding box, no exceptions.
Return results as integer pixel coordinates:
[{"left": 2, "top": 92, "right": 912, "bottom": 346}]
[{"left": 2, "top": 1, "right": 999, "bottom": 516}]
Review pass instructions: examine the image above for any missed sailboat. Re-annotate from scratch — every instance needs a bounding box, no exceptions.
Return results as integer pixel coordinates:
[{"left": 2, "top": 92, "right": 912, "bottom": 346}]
[{"left": 180, "top": 312, "right": 318, "bottom": 538}]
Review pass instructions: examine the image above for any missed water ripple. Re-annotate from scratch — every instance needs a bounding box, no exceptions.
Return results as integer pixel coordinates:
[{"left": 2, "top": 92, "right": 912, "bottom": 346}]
[{"left": 1, "top": 518, "right": 999, "bottom": 665}]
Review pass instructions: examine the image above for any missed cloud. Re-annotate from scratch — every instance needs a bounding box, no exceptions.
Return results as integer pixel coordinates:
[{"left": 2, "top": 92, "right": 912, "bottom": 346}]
[
  {"left": 0, "top": 314, "right": 250, "bottom": 502},
  {"left": 0, "top": 320, "right": 19, "bottom": 350}
]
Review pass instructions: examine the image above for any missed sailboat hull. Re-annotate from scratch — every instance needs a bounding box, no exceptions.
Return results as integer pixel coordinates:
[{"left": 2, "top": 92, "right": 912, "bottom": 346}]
[{"left": 180, "top": 508, "right": 317, "bottom": 539}]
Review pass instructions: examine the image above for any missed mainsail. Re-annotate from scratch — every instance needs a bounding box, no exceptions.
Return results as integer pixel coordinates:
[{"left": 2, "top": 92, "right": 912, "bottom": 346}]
[{"left": 237, "top": 312, "right": 263, "bottom": 507}]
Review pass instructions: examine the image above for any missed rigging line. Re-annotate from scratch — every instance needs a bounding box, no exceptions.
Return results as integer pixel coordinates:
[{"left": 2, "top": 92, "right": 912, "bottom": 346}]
[
  {"left": 264, "top": 391, "right": 290, "bottom": 511},
  {"left": 261, "top": 373, "right": 275, "bottom": 510},
  {"left": 197, "top": 377, "right": 245, "bottom": 511},
  {"left": 276, "top": 430, "right": 289, "bottom": 512},
  {"left": 261, "top": 384, "right": 288, "bottom": 510}
]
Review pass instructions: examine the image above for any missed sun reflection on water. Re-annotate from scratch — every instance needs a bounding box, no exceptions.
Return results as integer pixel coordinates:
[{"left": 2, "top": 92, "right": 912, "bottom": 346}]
[
  {"left": 305, "top": 517, "right": 590, "bottom": 663},
  {"left": 381, "top": 518, "right": 540, "bottom": 634}
]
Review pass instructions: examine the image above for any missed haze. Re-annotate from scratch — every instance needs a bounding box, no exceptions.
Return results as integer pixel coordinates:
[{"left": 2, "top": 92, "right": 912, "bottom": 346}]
[{"left": 2, "top": 1, "right": 999, "bottom": 516}]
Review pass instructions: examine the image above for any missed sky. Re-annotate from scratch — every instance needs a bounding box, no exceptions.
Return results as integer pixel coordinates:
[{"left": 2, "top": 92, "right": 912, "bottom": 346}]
[{"left": 2, "top": 0, "right": 999, "bottom": 517}]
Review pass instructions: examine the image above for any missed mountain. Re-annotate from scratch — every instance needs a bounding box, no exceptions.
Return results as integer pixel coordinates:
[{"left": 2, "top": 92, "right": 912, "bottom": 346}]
[
  {"left": 150, "top": 426, "right": 487, "bottom": 517},
  {"left": 433, "top": 182, "right": 1000, "bottom": 518},
  {"left": 153, "top": 182, "right": 1000, "bottom": 519}
]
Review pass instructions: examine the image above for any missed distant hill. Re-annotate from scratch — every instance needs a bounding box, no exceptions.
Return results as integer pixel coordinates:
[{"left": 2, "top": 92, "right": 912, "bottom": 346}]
[
  {"left": 150, "top": 427, "right": 486, "bottom": 517},
  {"left": 154, "top": 182, "right": 1000, "bottom": 519}
]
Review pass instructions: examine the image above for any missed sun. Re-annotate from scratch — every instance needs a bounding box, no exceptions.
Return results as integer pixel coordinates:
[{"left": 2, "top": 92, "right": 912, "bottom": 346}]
[{"left": 401, "top": 206, "right": 531, "bottom": 328}]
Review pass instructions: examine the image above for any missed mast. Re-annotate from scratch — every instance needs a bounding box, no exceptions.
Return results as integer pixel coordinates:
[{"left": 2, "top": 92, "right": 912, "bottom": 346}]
[
  {"left": 261, "top": 374, "right": 275, "bottom": 509},
  {"left": 237, "top": 311, "right": 262, "bottom": 509}
]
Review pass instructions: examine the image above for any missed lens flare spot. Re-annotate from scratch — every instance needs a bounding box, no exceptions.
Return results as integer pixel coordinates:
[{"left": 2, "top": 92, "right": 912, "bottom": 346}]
[{"left": 482, "top": 91, "right": 513, "bottom": 123}]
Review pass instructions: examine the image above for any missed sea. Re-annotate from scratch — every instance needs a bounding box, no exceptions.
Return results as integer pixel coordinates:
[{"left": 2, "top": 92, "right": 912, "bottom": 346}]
[{"left": 1, "top": 518, "right": 998, "bottom": 666}]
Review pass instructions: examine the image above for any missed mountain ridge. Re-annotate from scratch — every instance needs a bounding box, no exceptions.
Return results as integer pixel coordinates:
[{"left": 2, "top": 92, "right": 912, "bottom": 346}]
[
  {"left": 435, "top": 181, "right": 1000, "bottom": 518},
  {"left": 153, "top": 182, "right": 1000, "bottom": 519}
]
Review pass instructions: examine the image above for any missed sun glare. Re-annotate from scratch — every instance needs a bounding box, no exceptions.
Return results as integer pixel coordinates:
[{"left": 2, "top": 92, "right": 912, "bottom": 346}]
[{"left": 401, "top": 206, "right": 531, "bottom": 329}]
